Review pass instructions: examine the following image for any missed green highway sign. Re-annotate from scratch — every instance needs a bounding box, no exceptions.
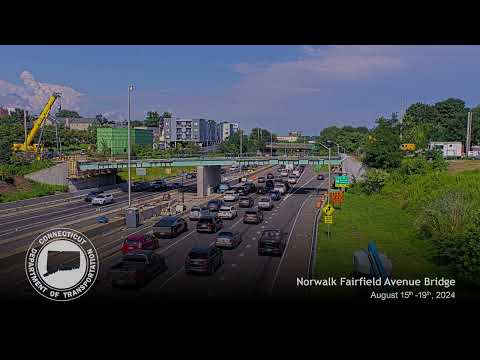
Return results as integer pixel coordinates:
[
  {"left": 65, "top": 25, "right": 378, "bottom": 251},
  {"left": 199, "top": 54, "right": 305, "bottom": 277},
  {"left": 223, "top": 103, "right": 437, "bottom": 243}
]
[{"left": 335, "top": 175, "right": 350, "bottom": 188}]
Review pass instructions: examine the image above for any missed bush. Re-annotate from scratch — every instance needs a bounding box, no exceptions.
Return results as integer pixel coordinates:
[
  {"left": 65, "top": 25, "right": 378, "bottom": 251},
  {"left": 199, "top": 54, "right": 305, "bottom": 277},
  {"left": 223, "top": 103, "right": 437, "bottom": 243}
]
[{"left": 359, "top": 169, "right": 390, "bottom": 194}]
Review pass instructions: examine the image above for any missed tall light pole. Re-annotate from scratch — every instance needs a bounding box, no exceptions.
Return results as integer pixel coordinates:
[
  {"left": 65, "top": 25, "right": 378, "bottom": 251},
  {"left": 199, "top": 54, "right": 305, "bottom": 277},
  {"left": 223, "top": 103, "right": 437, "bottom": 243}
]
[
  {"left": 270, "top": 132, "right": 273, "bottom": 157},
  {"left": 128, "top": 84, "right": 134, "bottom": 207}
]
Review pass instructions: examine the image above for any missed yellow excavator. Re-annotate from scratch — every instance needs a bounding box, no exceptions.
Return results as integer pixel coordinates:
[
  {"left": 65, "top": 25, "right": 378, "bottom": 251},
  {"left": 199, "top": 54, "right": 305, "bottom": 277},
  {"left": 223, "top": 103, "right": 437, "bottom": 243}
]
[{"left": 12, "top": 93, "right": 61, "bottom": 160}]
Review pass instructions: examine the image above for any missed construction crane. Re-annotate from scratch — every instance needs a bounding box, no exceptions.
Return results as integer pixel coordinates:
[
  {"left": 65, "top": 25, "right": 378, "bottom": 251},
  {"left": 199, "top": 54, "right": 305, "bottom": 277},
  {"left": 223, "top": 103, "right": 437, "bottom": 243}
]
[{"left": 12, "top": 92, "right": 61, "bottom": 160}]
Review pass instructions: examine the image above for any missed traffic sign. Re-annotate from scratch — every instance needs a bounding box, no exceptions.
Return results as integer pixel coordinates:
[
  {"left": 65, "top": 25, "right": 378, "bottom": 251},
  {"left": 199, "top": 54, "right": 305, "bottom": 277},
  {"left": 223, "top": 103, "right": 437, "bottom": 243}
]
[
  {"left": 322, "top": 203, "right": 335, "bottom": 216},
  {"left": 331, "top": 191, "right": 344, "bottom": 205},
  {"left": 324, "top": 215, "right": 333, "bottom": 224},
  {"left": 335, "top": 175, "right": 350, "bottom": 188}
]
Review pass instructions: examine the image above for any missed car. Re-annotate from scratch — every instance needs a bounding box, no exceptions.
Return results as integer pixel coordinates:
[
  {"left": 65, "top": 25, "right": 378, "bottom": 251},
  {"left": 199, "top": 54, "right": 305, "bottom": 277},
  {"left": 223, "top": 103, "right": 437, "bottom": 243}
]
[
  {"left": 258, "top": 229, "right": 287, "bottom": 256},
  {"left": 243, "top": 208, "right": 264, "bottom": 224},
  {"left": 267, "top": 190, "right": 282, "bottom": 201},
  {"left": 85, "top": 190, "right": 104, "bottom": 202},
  {"left": 288, "top": 176, "right": 297, "bottom": 185},
  {"left": 266, "top": 173, "right": 274, "bottom": 179},
  {"left": 153, "top": 216, "right": 188, "bottom": 238},
  {"left": 274, "top": 183, "right": 288, "bottom": 195},
  {"left": 96, "top": 215, "right": 109, "bottom": 223},
  {"left": 185, "top": 245, "right": 224, "bottom": 275},
  {"left": 148, "top": 180, "right": 167, "bottom": 191},
  {"left": 218, "top": 183, "right": 230, "bottom": 193},
  {"left": 239, "top": 196, "right": 254, "bottom": 208},
  {"left": 109, "top": 251, "right": 167, "bottom": 288},
  {"left": 185, "top": 173, "right": 196, "bottom": 179},
  {"left": 218, "top": 206, "right": 238, "bottom": 220},
  {"left": 121, "top": 234, "right": 159, "bottom": 255},
  {"left": 317, "top": 174, "right": 325, "bottom": 180},
  {"left": 168, "top": 182, "right": 182, "bottom": 190},
  {"left": 258, "top": 196, "right": 274, "bottom": 210},
  {"left": 223, "top": 190, "right": 239, "bottom": 202},
  {"left": 207, "top": 199, "right": 224, "bottom": 212},
  {"left": 91, "top": 193, "right": 114, "bottom": 205},
  {"left": 236, "top": 186, "right": 250, "bottom": 196},
  {"left": 265, "top": 179, "right": 275, "bottom": 191},
  {"left": 230, "top": 165, "right": 238, "bottom": 171},
  {"left": 220, "top": 169, "right": 226, "bottom": 174},
  {"left": 258, "top": 176, "right": 266, "bottom": 183},
  {"left": 132, "top": 181, "right": 150, "bottom": 192},
  {"left": 257, "top": 186, "right": 267, "bottom": 195},
  {"left": 215, "top": 230, "right": 242, "bottom": 249},
  {"left": 189, "top": 206, "right": 209, "bottom": 221},
  {"left": 292, "top": 169, "right": 300, "bottom": 177},
  {"left": 280, "top": 170, "right": 289, "bottom": 177},
  {"left": 196, "top": 215, "right": 223, "bottom": 233},
  {"left": 244, "top": 182, "right": 256, "bottom": 193}
]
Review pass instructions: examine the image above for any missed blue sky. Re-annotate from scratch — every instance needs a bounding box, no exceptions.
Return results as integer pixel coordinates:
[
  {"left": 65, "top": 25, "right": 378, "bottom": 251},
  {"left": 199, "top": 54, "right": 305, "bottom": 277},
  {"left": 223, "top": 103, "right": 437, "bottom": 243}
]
[{"left": 1, "top": 45, "right": 480, "bottom": 134}]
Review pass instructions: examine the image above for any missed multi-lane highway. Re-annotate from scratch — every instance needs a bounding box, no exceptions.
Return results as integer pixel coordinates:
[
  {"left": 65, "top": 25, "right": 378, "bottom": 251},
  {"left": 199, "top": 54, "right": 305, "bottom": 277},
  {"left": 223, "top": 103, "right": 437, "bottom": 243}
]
[{"left": 0, "top": 165, "right": 327, "bottom": 304}]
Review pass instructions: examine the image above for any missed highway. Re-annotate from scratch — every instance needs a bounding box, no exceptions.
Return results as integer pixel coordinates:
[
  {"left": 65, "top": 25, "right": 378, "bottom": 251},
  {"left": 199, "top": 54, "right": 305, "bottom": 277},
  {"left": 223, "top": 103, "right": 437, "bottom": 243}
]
[{"left": 0, "top": 165, "right": 327, "bottom": 304}]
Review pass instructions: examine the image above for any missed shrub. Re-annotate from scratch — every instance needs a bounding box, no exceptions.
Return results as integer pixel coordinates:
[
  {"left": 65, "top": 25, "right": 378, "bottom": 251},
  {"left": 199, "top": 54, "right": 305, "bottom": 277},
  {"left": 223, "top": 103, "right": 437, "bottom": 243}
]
[{"left": 359, "top": 169, "right": 390, "bottom": 194}]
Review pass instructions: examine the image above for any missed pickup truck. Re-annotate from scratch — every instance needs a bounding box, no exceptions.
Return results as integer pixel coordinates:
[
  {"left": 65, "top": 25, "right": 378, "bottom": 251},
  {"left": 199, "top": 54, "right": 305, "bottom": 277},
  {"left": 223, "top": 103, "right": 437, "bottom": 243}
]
[{"left": 109, "top": 251, "right": 167, "bottom": 288}]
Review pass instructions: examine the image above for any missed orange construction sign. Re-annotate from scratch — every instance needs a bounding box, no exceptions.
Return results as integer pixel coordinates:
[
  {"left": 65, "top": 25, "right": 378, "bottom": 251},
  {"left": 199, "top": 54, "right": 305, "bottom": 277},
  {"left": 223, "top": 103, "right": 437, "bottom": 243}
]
[{"left": 331, "top": 191, "right": 344, "bottom": 205}]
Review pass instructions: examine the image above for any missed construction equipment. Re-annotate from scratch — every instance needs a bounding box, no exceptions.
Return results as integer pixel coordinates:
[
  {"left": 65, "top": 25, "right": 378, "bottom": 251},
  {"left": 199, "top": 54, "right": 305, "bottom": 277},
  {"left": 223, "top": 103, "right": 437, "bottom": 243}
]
[
  {"left": 400, "top": 143, "right": 416, "bottom": 152},
  {"left": 12, "top": 92, "right": 61, "bottom": 160}
]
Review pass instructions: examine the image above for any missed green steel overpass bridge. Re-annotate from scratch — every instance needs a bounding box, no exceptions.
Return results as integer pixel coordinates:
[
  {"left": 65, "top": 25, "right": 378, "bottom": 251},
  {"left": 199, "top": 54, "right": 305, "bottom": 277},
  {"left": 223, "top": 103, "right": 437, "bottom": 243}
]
[{"left": 75, "top": 155, "right": 344, "bottom": 172}]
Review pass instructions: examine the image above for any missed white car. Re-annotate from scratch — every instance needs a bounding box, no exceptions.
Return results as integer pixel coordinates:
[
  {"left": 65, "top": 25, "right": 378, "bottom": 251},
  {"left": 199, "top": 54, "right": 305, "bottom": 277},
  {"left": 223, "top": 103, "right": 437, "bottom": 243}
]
[
  {"left": 288, "top": 177, "right": 297, "bottom": 184},
  {"left": 292, "top": 169, "right": 300, "bottom": 177},
  {"left": 280, "top": 170, "right": 289, "bottom": 177},
  {"left": 91, "top": 193, "right": 113, "bottom": 205},
  {"left": 274, "top": 184, "right": 287, "bottom": 195},
  {"left": 218, "top": 206, "right": 238, "bottom": 219},
  {"left": 230, "top": 166, "right": 238, "bottom": 171},
  {"left": 258, "top": 197, "right": 274, "bottom": 210},
  {"left": 223, "top": 190, "right": 239, "bottom": 202}
]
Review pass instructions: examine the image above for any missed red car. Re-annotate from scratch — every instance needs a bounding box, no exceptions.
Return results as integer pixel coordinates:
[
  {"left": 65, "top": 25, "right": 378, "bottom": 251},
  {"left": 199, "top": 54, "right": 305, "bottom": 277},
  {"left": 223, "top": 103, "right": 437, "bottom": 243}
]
[{"left": 121, "top": 234, "right": 159, "bottom": 255}]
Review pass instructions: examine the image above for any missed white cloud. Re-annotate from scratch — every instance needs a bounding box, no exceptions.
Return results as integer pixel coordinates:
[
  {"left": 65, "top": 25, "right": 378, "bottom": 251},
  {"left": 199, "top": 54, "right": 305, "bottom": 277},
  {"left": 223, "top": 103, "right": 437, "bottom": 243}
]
[{"left": 0, "top": 71, "right": 85, "bottom": 112}]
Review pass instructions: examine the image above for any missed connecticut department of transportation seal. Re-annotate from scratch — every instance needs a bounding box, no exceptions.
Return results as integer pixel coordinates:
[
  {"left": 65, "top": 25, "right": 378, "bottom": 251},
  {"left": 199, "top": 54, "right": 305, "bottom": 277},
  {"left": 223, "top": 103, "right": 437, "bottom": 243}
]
[{"left": 25, "top": 228, "right": 99, "bottom": 301}]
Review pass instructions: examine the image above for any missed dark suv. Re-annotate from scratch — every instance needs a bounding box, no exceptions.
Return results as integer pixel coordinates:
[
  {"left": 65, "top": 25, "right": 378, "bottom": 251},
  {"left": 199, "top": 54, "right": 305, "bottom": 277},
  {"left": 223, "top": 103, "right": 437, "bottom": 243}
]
[
  {"left": 185, "top": 245, "right": 224, "bottom": 275},
  {"left": 243, "top": 208, "right": 264, "bottom": 224},
  {"left": 258, "top": 229, "right": 287, "bottom": 256},
  {"left": 239, "top": 197, "right": 254, "bottom": 208},
  {"left": 197, "top": 215, "right": 223, "bottom": 233},
  {"left": 207, "top": 199, "right": 224, "bottom": 212},
  {"left": 153, "top": 216, "right": 188, "bottom": 238}
]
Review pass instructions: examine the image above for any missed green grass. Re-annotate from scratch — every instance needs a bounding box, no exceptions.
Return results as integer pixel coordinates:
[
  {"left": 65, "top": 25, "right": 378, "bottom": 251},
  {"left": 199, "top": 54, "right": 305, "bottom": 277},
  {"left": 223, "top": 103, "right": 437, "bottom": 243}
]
[
  {"left": 117, "top": 166, "right": 194, "bottom": 182},
  {"left": 314, "top": 192, "right": 448, "bottom": 300},
  {"left": 314, "top": 164, "right": 329, "bottom": 172},
  {"left": 0, "top": 182, "right": 68, "bottom": 203}
]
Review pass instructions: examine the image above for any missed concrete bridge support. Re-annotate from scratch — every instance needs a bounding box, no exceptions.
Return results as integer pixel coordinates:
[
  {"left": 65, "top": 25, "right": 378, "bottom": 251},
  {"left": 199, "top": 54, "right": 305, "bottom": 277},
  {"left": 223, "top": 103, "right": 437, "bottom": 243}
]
[{"left": 197, "top": 165, "right": 221, "bottom": 197}]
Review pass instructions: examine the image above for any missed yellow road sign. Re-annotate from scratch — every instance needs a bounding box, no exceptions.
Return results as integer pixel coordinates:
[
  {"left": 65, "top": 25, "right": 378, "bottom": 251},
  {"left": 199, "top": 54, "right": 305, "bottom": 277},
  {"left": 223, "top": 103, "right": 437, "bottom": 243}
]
[
  {"left": 322, "top": 203, "right": 335, "bottom": 216},
  {"left": 324, "top": 215, "right": 333, "bottom": 224}
]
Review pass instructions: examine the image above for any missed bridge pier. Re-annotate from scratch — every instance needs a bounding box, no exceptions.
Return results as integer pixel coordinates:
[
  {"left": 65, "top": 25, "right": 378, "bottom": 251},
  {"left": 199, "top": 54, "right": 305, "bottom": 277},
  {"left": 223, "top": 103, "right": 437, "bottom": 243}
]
[{"left": 197, "top": 165, "right": 221, "bottom": 197}]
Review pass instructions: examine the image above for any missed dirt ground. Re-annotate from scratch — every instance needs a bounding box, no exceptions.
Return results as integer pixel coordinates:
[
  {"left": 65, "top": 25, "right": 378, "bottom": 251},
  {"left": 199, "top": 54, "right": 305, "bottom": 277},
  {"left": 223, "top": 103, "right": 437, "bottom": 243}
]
[
  {"left": 0, "top": 176, "right": 32, "bottom": 195},
  {"left": 447, "top": 160, "right": 480, "bottom": 173}
]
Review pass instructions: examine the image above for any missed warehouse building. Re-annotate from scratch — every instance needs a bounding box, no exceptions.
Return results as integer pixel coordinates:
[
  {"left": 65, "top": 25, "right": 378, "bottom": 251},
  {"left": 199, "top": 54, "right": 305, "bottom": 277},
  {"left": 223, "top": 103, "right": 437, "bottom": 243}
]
[{"left": 97, "top": 128, "right": 153, "bottom": 155}]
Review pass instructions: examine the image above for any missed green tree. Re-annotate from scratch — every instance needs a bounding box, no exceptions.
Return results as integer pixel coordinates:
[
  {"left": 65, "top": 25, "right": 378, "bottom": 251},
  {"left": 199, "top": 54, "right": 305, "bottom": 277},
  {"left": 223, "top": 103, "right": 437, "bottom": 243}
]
[
  {"left": 363, "top": 116, "right": 402, "bottom": 169},
  {"left": 144, "top": 111, "right": 161, "bottom": 127},
  {"left": 56, "top": 109, "right": 81, "bottom": 118}
]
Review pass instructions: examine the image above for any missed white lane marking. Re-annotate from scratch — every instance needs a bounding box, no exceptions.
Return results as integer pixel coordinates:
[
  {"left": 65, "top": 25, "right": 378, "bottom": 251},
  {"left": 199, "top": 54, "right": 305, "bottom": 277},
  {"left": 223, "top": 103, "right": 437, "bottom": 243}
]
[
  {"left": 232, "top": 264, "right": 237, "bottom": 268},
  {"left": 246, "top": 244, "right": 252, "bottom": 248},
  {"left": 270, "top": 193, "right": 312, "bottom": 293},
  {"left": 239, "top": 252, "right": 245, "bottom": 257},
  {"left": 159, "top": 266, "right": 185, "bottom": 290}
]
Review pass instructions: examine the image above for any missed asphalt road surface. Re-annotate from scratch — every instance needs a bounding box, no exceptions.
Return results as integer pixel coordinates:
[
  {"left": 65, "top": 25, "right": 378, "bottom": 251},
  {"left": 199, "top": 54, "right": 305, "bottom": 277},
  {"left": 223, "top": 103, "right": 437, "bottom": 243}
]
[{"left": 0, "top": 165, "right": 327, "bottom": 305}]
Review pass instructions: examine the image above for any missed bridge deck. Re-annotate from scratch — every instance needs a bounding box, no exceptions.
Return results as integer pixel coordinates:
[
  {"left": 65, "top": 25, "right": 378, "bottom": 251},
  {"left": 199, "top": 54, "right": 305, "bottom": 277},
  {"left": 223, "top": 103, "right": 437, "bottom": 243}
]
[{"left": 77, "top": 156, "right": 343, "bottom": 171}]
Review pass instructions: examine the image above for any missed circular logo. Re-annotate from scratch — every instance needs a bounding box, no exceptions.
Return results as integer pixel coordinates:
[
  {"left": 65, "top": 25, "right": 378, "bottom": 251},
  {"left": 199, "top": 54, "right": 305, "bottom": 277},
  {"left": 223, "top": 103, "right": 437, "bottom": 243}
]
[{"left": 25, "top": 228, "right": 99, "bottom": 302}]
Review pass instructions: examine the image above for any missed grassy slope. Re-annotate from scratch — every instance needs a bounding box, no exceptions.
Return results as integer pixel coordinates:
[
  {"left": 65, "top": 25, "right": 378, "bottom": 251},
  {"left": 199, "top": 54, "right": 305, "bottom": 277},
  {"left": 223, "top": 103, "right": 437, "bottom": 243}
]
[
  {"left": 117, "top": 166, "right": 194, "bottom": 182},
  {"left": 314, "top": 192, "right": 449, "bottom": 301}
]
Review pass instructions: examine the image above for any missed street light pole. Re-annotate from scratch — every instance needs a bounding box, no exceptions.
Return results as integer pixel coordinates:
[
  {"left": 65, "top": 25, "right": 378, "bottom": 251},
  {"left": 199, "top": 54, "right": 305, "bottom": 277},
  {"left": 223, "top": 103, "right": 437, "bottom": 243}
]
[
  {"left": 239, "top": 128, "right": 242, "bottom": 173},
  {"left": 128, "top": 84, "right": 134, "bottom": 207},
  {"left": 270, "top": 132, "right": 273, "bottom": 157}
]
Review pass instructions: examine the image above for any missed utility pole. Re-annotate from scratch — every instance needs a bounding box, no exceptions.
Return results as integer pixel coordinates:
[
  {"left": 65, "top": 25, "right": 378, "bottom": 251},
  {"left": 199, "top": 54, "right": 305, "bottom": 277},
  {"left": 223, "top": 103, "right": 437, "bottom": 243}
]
[
  {"left": 128, "top": 84, "right": 134, "bottom": 207},
  {"left": 466, "top": 111, "right": 473, "bottom": 156},
  {"left": 24, "top": 110, "right": 28, "bottom": 149},
  {"left": 270, "top": 132, "right": 273, "bottom": 157},
  {"left": 239, "top": 127, "right": 242, "bottom": 173}
]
